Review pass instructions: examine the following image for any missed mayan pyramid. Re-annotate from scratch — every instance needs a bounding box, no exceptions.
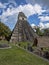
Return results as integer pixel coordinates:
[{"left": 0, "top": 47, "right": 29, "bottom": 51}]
[{"left": 10, "top": 12, "right": 38, "bottom": 43}]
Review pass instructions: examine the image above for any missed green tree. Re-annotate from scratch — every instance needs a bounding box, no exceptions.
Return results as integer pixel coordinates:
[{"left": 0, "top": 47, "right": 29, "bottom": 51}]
[
  {"left": 0, "top": 22, "right": 11, "bottom": 40},
  {"left": 36, "top": 27, "right": 44, "bottom": 36},
  {"left": 44, "top": 29, "right": 49, "bottom": 36}
]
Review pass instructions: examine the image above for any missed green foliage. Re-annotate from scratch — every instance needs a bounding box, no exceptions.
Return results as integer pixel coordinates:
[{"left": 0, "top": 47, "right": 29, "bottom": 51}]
[
  {"left": 36, "top": 27, "right": 49, "bottom": 36},
  {"left": 0, "top": 22, "right": 11, "bottom": 40},
  {"left": 43, "top": 29, "right": 49, "bottom": 36},
  {"left": 17, "top": 42, "right": 32, "bottom": 49},
  {"left": 36, "top": 27, "right": 44, "bottom": 36}
]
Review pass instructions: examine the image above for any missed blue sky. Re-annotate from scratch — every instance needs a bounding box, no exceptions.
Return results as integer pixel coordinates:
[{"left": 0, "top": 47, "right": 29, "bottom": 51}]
[{"left": 0, "top": 0, "right": 49, "bottom": 30}]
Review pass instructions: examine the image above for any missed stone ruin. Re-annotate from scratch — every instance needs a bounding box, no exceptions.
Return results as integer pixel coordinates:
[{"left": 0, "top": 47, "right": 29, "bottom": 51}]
[
  {"left": 10, "top": 12, "right": 49, "bottom": 60},
  {"left": 10, "top": 12, "right": 38, "bottom": 43}
]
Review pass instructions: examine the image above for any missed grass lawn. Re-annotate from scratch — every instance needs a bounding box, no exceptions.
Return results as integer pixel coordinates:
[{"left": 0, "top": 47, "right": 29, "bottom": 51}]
[
  {"left": 0, "top": 44, "right": 49, "bottom": 65},
  {"left": 17, "top": 42, "right": 32, "bottom": 48}
]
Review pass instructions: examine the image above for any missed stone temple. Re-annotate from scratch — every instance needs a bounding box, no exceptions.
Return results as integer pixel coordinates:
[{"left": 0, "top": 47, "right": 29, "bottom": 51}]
[{"left": 10, "top": 12, "right": 38, "bottom": 43}]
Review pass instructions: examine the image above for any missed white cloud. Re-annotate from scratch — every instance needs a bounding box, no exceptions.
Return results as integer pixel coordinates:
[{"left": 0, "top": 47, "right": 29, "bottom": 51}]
[
  {"left": 31, "top": 24, "right": 35, "bottom": 28},
  {"left": 38, "top": 22, "right": 49, "bottom": 29},
  {"left": 17, "top": 4, "right": 46, "bottom": 17},
  {"left": 8, "top": 0, "right": 17, "bottom": 7},
  {"left": 31, "top": 22, "right": 49, "bottom": 30},
  {"left": 26, "top": 0, "right": 49, "bottom": 8},
  {"left": 31, "top": 23, "right": 37, "bottom": 32},
  {"left": 39, "top": 16, "right": 49, "bottom": 22},
  {"left": 39, "top": 22, "right": 45, "bottom": 29},
  {"left": 0, "top": 2, "right": 3, "bottom": 7},
  {"left": 45, "top": 23, "right": 49, "bottom": 28},
  {"left": 0, "top": 3, "right": 47, "bottom": 30},
  {"left": 34, "top": 4, "right": 46, "bottom": 15},
  {"left": 0, "top": 4, "right": 46, "bottom": 18},
  {"left": 0, "top": 2, "right": 6, "bottom": 8}
]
